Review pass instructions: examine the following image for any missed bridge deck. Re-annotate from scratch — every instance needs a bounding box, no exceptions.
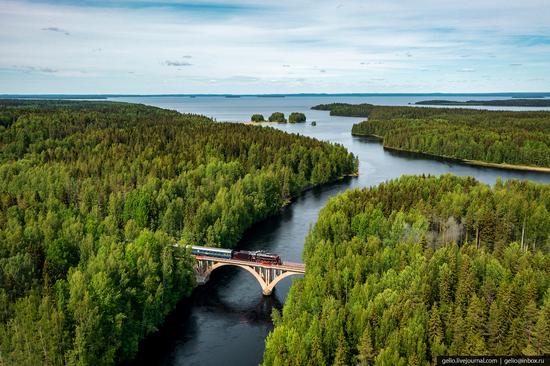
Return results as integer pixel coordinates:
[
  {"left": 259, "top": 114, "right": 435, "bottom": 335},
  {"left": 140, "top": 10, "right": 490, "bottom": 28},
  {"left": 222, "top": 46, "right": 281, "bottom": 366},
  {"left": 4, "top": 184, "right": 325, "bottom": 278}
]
[{"left": 193, "top": 255, "right": 305, "bottom": 273}]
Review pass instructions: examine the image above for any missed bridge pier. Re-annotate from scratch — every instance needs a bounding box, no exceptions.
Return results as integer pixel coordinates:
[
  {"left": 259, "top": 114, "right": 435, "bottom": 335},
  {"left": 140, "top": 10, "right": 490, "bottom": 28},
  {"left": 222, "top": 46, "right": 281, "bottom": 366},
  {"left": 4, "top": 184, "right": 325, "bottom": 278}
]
[
  {"left": 192, "top": 256, "right": 305, "bottom": 296},
  {"left": 194, "top": 260, "right": 212, "bottom": 285}
]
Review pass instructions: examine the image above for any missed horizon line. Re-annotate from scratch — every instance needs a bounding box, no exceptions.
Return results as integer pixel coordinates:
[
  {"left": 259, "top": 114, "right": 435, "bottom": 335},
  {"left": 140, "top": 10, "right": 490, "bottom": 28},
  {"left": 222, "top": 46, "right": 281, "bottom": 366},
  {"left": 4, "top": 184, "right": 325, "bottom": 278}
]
[{"left": 2, "top": 92, "right": 550, "bottom": 98}]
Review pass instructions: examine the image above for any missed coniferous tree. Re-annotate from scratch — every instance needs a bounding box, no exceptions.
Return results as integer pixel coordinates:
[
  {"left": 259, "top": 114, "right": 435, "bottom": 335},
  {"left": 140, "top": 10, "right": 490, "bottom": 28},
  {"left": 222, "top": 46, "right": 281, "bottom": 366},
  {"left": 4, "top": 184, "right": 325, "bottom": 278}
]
[{"left": 357, "top": 327, "right": 376, "bottom": 365}]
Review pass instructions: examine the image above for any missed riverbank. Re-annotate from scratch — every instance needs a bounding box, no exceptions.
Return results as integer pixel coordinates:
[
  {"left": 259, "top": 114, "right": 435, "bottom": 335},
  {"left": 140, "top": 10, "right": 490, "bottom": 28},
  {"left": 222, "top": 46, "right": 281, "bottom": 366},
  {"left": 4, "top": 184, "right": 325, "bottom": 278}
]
[
  {"left": 244, "top": 121, "right": 285, "bottom": 124},
  {"left": 281, "top": 172, "right": 360, "bottom": 206},
  {"left": 352, "top": 132, "right": 550, "bottom": 173}
]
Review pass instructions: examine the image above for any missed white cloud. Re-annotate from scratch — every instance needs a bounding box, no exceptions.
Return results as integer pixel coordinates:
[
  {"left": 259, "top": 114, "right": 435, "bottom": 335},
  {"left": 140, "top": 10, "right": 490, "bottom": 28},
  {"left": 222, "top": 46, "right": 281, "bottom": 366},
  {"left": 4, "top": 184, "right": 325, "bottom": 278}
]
[
  {"left": 41, "top": 26, "right": 70, "bottom": 36},
  {"left": 0, "top": 0, "right": 549, "bottom": 93},
  {"left": 164, "top": 60, "right": 192, "bottom": 67}
]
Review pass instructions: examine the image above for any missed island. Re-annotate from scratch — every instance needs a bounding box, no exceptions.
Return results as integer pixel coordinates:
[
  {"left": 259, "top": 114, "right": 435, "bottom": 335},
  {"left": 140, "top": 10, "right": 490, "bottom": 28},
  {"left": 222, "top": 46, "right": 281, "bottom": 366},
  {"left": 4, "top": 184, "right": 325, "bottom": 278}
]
[
  {"left": 0, "top": 99, "right": 358, "bottom": 365},
  {"left": 251, "top": 113, "right": 265, "bottom": 122},
  {"left": 269, "top": 111, "right": 287, "bottom": 122},
  {"left": 312, "top": 102, "right": 376, "bottom": 117},
  {"left": 313, "top": 103, "right": 550, "bottom": 171},
  {"left": 415, "top": 99, "right": 550, "bottom": 107},
  {"left": 264, "top": 174, "right": 550, "bottom": 365},
  {"left": 250, "top": 111, "right": 307, "bottom": 123},
  {"left": 289, "top": 112, "right": 307, "bottom": 123}
]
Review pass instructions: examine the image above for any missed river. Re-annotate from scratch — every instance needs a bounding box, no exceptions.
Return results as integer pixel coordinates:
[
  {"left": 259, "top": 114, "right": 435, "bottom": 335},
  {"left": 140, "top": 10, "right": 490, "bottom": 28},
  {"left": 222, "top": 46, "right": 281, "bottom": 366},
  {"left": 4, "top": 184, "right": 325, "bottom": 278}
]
[{"left": 114, "top": 95, "right": 550, "bottom": 366}]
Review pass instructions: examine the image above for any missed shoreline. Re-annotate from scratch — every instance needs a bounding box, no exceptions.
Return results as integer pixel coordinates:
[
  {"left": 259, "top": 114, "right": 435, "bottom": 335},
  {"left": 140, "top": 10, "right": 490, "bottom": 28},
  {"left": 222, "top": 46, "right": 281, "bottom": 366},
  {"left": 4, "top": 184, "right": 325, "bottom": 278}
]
[
  {"left": 280, "top": 172, "right": 359, "bottom": 208},
  {"left": 352, "top": 133, "right": 550, "bottom": 173},
  {"left": 246, "top": 121, "right": 307, "bottom": 125}
]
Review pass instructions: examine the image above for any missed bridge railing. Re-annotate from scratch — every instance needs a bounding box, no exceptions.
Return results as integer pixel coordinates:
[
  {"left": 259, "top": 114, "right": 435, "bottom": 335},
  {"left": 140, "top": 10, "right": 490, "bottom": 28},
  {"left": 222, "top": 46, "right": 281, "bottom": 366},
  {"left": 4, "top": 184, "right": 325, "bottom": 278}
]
[
  {"left": 283, "top": 261, "right": 305, "bottom": 268},
  {"left": 192, "top": 255, "right": 305, "bottom": 272}
]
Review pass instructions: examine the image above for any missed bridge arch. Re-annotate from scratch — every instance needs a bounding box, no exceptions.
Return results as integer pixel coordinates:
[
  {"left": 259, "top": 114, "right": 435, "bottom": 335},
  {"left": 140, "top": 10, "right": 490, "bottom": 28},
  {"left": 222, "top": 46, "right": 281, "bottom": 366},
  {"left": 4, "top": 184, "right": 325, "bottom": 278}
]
[
  {"left": 263, "top": 271, "right": 298, "bottom": 295},
  {"left": 197, "top": 260, "right": 304, "bottom": 296},
  {"left": 208, "top": 262, "right": 268, "bottom": 291}
]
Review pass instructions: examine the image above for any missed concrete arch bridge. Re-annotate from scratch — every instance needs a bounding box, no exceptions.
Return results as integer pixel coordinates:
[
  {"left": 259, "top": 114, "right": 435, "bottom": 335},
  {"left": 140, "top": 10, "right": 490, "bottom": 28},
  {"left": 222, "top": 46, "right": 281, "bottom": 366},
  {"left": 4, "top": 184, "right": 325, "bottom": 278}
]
[{"left": 192, "top": 255, "right": 305, "bottom": 296}]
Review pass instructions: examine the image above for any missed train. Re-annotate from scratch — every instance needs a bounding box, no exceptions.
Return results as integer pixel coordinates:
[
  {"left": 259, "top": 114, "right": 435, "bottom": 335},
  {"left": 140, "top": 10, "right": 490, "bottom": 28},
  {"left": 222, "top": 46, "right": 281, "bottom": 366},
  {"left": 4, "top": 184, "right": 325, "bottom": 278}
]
[{"left": 190, "top": 245, "right": 282, "bottom": 265}]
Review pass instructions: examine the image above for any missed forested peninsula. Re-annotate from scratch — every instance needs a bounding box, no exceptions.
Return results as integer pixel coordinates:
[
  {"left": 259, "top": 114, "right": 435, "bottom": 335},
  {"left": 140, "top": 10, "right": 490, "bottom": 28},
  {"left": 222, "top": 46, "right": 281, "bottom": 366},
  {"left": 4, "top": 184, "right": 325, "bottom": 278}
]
[
  {"left": 415, "top": 99, "right": 550, "bottom": 107},
  {"left": 263, "top": 174, "right": 550, "bottom": 365},
  {"left": 0, "top": 100, "right": 357, "bottom": 365},
  {"left": 313, "top": 103, "right": 550, "bottom": 170}
]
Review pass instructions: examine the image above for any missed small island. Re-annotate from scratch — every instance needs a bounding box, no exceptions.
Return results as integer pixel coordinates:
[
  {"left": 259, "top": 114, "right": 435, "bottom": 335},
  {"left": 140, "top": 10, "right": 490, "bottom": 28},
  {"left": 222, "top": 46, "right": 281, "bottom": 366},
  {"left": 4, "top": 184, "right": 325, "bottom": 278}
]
[
  {"left": 269, "top": 112, "right": 286, "bottom": 122},
  {"left": 251, "top": 113, "right": 265, "bottom": 122},
  {"left": 415, "top": 99, "right": 550, "bottom": 107},
  {"left": 250, "top": 111, "right": 307, "bottom": 123},
  {"left": 289, "top": 112, "right": 306, "bottom": 123}
]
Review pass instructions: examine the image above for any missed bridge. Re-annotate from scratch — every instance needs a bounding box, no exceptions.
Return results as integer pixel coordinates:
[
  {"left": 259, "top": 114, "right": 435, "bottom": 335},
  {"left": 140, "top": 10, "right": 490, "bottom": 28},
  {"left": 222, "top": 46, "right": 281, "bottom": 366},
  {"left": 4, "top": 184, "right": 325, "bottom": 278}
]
[{"left": 192, "top": 255, "right": 306, "bottom": 296}]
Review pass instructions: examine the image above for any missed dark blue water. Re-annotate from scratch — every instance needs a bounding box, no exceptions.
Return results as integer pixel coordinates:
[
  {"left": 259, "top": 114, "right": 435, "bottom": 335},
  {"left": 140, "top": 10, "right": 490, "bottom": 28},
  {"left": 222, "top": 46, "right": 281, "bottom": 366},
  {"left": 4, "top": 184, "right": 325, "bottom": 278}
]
[{"left": 120, "top": 96, "right": 550, "bottom": 366}]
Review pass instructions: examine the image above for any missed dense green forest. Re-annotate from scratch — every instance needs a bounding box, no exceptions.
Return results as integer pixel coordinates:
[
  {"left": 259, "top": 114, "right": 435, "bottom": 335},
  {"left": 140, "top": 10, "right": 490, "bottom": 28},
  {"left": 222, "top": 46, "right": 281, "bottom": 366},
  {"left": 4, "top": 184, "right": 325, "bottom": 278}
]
[
  {"left": 0, "top": 99, "right": 357, "bottom": 365},
  {"left": 263, "top": 175, "right": 550, "bottom": 365},
  {"left": 415, "top": 99, "right": 550, "bottom": 107},
  {"left": 312, "top": 103, "right": 550, "bottom": 168}
]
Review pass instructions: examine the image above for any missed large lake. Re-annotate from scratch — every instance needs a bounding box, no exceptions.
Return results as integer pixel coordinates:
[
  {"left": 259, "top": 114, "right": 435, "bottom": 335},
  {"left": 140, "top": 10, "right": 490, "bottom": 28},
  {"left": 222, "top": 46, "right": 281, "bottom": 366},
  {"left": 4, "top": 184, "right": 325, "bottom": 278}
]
[{"left": 115, "top": 95, "right": 550, "bottom": 366}]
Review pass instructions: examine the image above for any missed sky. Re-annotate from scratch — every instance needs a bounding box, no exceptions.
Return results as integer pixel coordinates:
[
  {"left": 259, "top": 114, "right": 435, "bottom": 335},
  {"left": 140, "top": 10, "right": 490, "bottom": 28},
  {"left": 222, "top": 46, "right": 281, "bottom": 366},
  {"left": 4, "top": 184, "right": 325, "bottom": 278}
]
[{"left": 0, "top": 0, "right": 549, "bottom": 94}]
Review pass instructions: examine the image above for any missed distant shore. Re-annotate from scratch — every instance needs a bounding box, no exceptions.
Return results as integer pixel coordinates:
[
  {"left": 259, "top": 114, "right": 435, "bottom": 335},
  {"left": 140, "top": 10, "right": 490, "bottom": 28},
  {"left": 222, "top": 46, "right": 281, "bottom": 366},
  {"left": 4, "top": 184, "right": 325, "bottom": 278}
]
[
  {"left": 353, "top": 133, "right": 550, "bottom": 173},
  {"left": 414, "top": 99, "right": 550, "bottom": 107}
]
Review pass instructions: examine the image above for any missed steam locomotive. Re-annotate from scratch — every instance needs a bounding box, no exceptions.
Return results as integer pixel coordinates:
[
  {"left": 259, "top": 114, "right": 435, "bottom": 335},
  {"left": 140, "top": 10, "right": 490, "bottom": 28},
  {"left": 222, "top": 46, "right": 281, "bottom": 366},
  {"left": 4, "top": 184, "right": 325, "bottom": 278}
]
[{"left": 190, "top": 245, "right": 282, "bottom": 265}]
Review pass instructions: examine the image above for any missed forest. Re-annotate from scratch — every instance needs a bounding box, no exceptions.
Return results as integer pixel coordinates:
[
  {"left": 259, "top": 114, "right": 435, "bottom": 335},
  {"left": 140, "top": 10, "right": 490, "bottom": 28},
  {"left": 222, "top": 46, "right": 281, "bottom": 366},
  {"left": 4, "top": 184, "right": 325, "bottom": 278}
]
[
  {"left": 0, "top": 99, "right": 357, "bottom": 365},
  {"left": 263, "top": 174, "right": 550, "bottom": 365},
  {"left": 312, "top": 103, "right": 550, "bottom": 168},
  {"left": 415, "top": 99, "right": 550, "bottom": 107}
]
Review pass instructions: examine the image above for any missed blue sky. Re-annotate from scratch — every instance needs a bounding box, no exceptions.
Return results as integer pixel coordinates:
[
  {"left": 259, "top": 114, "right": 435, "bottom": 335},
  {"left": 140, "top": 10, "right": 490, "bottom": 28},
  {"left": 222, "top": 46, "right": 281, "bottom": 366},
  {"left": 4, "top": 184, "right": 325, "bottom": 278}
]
[{"left": 1, "top": 0, "right": 549, "bottom": 93}]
